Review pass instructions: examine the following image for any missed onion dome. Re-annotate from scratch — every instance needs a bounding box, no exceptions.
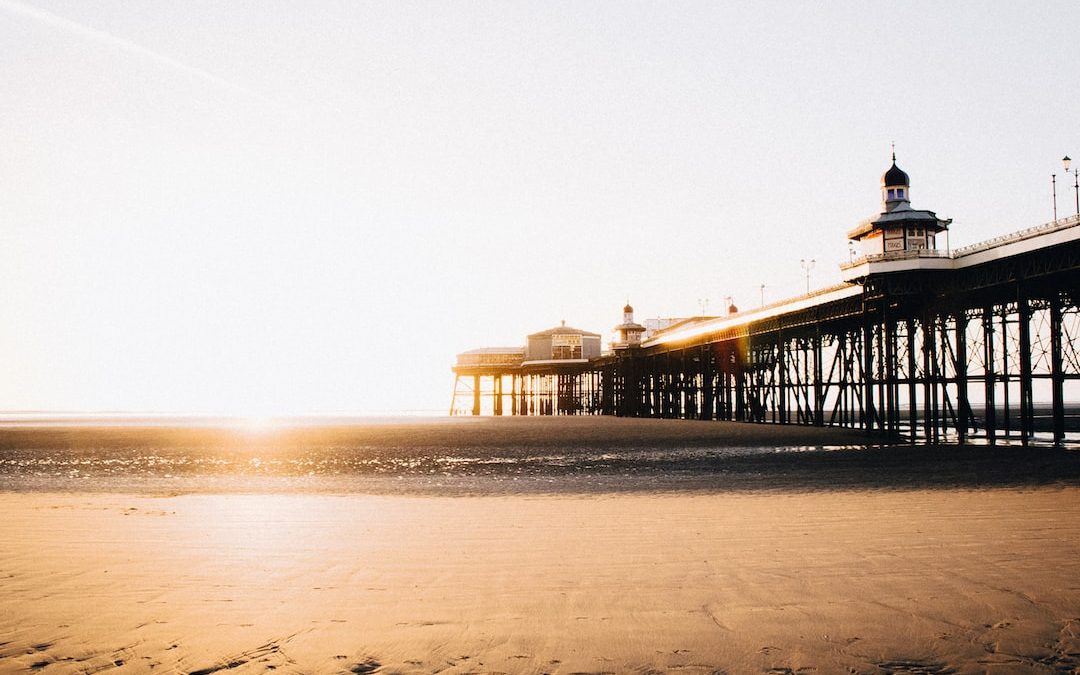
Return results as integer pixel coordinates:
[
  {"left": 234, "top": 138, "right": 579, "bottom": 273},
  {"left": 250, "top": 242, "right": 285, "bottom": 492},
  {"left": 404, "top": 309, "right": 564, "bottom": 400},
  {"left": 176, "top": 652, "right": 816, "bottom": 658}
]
[
  {"left": 881, "top": 157, "right": 910, "bottom": 187},
  {"left": 623, "top": 304, "right": 633, "bottom": 313}
]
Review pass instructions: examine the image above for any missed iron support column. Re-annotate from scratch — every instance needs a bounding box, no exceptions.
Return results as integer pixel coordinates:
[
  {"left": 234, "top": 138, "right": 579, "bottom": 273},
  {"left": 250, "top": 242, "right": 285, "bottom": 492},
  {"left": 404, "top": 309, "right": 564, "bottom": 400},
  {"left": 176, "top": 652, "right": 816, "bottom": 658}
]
[
  {"left": 907, "top": 318, "right": 918, "bottom": 442},
  {"left": 983, "top": 306, "right": 997, "bottom": 444},
  {"left": 922, "top": 316, "right": 936, "bottom": 443},
  {"left": 884, "top": 317, "right": 898, "bottom": 435},
  {"left": 778, "top": 333, "right": 788, "bottom": 424},
  {"left": 955, "top": 312, "right": 969, "bottom": 444},
  {"left": 863, "top": 315, "right": 876, "bottom": 433},
  {"left": 701, "top": 345, "right": 714, "bottom": 420},
  {"left": 813, "top": 332, "right": 824, "bottom": 426},
  {"left": 735, "top": 342, "right": 746, "bottom": 422},
  {"left": 1018, "top": 292, "right": 1034, "bottom": 444},
  {"left": 1050, "top": 291, "right": 1066, "bottom": 446},
  {"left": 472, "top": 374, "right": 481, "bottom": 416}
]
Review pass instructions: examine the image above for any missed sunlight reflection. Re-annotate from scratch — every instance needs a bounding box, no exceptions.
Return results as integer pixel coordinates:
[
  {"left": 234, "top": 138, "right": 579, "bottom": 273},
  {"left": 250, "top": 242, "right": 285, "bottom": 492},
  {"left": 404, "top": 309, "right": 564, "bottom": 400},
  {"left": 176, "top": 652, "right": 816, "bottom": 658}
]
[
  {"left": 188, "top": 495, "right": 390, "bottom": 572},
  {"left": 232, "top": 416, "right": 279, "bottom": 436}
]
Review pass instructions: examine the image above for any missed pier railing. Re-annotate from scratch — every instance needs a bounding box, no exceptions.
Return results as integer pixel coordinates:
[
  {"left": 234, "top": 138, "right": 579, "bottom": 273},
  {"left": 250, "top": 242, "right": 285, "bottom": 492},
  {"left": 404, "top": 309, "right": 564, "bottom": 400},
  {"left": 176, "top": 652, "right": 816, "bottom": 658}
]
[{"left": 952, "top": 214, "right": 1080, "bottom": 257}]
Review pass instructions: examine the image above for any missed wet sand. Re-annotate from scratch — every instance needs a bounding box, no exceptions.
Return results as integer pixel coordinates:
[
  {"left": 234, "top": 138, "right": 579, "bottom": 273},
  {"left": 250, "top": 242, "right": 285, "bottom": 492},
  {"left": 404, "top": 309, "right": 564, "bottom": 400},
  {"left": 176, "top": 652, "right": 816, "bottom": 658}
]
[{"left": 2, "top": 418, "right": 1080, "bottom": 674}]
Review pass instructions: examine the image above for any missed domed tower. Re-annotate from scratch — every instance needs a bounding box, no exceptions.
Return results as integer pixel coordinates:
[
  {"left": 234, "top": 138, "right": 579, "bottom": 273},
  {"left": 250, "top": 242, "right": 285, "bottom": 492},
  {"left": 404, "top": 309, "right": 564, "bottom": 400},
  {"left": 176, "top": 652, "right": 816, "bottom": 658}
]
[
  {"left": 613, "top": 302, "right": 645, "bottom": 348},
  {"left": 881, "top": 152, "right": 911, "bottom": 209},
  {"left": 846, "top": 152, "right": 951, "bottom": 260}
]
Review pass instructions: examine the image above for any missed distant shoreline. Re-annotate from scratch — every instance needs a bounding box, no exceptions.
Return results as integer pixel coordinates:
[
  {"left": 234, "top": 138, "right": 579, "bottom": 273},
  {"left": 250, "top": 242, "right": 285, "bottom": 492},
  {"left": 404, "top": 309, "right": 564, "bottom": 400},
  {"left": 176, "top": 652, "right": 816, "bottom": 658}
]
[{"left": 0, "top": 411, "right": 447, "bottom": 427}]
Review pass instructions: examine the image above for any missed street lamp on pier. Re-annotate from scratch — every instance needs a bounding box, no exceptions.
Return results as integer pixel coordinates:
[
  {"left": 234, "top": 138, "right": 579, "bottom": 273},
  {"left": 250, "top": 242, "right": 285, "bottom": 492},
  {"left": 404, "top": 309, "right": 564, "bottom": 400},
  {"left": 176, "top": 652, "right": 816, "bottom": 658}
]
[
  {"left": 1052, "top": 172, "right": 1058, "bottom": 221},
  {"left": 1065, "top": 156, "right": 1079, "bottom": 216},
  {"left": 800, "top": 258, "right": 815, "bottom": 294}
]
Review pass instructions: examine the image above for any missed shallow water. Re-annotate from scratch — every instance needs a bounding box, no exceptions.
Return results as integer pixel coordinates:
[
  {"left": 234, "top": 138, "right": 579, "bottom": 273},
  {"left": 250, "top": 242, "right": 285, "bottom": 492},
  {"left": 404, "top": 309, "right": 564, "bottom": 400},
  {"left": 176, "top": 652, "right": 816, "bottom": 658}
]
[
  {"left": 0, "top": 439, "right": 868, "bottom": 494},
  {"left": 2, "top": 416, "right": 1078, "bottom": 494}
]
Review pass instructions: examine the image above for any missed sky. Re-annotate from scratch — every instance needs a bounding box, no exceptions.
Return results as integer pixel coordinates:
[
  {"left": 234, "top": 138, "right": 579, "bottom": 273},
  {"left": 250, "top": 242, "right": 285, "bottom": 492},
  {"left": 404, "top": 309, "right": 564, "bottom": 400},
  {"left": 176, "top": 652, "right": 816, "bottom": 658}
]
[{"left": 1, "top": 1, "right": 1078, "bottom": 416}]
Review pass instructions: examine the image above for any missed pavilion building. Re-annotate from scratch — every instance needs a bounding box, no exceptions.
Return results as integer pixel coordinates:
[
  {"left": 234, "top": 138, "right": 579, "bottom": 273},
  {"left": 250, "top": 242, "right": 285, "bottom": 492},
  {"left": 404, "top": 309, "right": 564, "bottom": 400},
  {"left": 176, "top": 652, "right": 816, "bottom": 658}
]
[{"left": 846, "top": 154, "right": 951, "bottom": 259}]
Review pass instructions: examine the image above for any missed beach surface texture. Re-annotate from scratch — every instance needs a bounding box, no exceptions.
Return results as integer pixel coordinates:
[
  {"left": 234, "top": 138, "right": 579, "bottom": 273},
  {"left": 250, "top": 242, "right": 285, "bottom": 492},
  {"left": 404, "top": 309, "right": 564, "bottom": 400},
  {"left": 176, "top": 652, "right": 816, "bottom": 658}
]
[{"left": 2, "top": 416, "right": 1079, "bottom": 674}]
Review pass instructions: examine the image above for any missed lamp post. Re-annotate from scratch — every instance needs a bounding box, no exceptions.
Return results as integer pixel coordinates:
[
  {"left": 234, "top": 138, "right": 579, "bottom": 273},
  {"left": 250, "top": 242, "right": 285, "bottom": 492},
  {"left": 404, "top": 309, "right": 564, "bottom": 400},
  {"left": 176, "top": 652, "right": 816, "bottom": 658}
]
[
  {"left": 1065, "top": 156, "right": 1079, "bottom": 216},
  {"left": 1052, "top": 172, "right": 1058, "bottom": 222},
  {"left": 800, "top": 258, "right": 815, "bottom": 294}
]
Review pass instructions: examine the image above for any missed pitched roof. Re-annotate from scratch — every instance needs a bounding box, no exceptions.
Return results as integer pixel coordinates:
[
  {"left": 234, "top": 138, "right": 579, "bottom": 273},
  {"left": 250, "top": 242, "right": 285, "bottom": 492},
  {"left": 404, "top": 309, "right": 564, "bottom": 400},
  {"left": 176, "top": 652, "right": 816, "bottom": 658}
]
[
  {"left": 847, "top": 204, "right": 950, "bottom": 239},
  {"left": 527, "top": 324, "right": 601, "bottom": 338}
]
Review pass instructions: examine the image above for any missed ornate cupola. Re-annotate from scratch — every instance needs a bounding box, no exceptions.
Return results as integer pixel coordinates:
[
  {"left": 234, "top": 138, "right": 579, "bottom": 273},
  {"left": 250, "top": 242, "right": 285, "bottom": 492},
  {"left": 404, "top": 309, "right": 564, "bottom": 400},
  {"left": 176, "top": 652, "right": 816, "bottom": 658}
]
[
  {"left": 613, "top": 302, "right": 646, "bottom": 348},
  {"left": 881, "top": 151, "right": 911, "bottom": 209},
  {"left": 846, "top": 151, "right": 951, "bottom": 261}
]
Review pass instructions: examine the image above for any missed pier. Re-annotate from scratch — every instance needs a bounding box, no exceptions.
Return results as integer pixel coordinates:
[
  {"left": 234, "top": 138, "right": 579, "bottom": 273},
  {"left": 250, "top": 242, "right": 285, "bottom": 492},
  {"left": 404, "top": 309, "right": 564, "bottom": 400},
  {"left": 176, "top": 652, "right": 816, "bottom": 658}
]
[{"left": 451, "top": 159, "right": 1080, "bottom": 447}]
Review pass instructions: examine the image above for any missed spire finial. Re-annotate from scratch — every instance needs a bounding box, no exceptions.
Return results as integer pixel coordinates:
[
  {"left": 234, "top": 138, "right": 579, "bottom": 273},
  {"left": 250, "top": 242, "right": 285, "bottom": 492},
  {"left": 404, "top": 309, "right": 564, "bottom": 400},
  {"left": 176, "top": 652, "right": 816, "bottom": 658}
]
[{"left": 891, "top": 141, "right": 896, "bottom": 163}]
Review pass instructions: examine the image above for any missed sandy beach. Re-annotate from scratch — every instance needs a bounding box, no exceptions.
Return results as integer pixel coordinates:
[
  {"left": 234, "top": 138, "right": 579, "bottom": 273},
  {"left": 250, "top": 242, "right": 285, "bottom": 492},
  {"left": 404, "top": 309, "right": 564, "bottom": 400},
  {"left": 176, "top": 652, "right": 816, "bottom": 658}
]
[{"left": 2, "top": 418, "right": 1080, "bottom": 674}]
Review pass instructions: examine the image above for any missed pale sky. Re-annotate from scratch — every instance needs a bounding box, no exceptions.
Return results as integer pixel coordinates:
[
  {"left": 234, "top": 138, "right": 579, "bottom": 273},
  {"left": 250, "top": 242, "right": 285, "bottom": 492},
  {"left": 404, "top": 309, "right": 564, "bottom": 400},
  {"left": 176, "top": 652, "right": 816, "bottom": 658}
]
[{"left": 2, "top": 1, "right": 1078, "bottom": 415}]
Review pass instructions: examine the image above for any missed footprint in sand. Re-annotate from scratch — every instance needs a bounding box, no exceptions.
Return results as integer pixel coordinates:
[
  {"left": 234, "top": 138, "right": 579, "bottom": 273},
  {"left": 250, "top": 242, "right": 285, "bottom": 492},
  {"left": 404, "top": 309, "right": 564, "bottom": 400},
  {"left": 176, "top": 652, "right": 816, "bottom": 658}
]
[{"left": 349, "top": 659, "right": 381, "bottom": 674}]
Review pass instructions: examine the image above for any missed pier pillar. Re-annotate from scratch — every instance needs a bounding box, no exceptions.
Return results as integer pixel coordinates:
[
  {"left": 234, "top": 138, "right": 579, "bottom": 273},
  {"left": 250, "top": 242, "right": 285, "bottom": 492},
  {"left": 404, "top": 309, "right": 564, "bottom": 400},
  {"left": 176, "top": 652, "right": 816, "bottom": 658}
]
[
  {"left": 922, "top": 315, "right": 938, "bottom": 443},
  {"left": 906, "top": 318, "right": 918, "bottom": 443},
  {"left": 511, "top": 375, "right": 519, "bottom": 415},
  {"left": 862, "top": 316, "right": 876, "bottom": 433},
  {"left": 983, "top": 306, "right": 997, "bottom": 444},
  {"left": 1050, "top": 291, "right": 1066, "bottom": 446},
  {"left": 1000, "top": 309, "right": 1013, "bottom": 439},
  {"left": 781, "top": 334, "right": 790, "bottom": 423},
  {"left": 813, "top": 332, "right": 824, "bottom": 426},
  {"left": 954, "top": 312, "right": 969, "bottom": 444},
  {"left": 701, "top": 345, "right": 714, "bottom": 420},
  {"left": 884, "top": 317, "right": 898, "bottom": 435},
  {"left": 472, "top": 375, "right": 481, "bottom": 416},
  {"left": 1018, "top": 292, "right": 1034, "bottom": 444},
  {"left": 735, "top": 345, "right": 747, "bottom": 422}
]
